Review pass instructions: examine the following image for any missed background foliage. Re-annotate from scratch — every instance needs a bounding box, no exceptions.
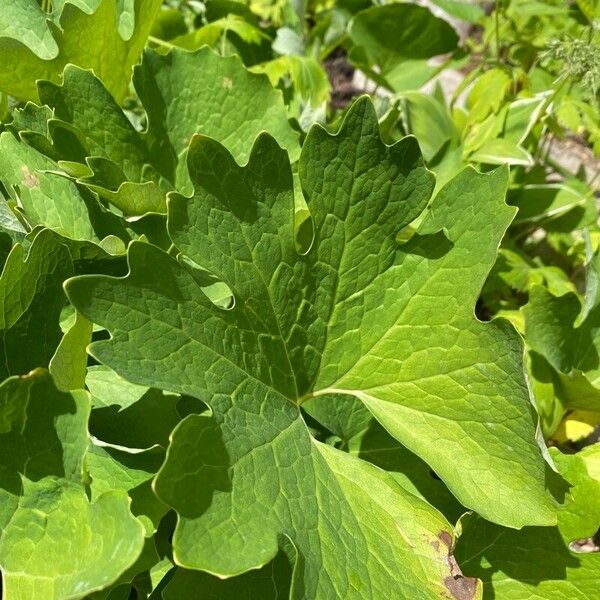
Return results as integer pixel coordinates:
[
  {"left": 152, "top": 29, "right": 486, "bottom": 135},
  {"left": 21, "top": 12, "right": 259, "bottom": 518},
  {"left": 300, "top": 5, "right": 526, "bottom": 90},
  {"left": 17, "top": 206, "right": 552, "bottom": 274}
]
[{"left": 1, "top": 0, "right": 600, "bottom": 598}]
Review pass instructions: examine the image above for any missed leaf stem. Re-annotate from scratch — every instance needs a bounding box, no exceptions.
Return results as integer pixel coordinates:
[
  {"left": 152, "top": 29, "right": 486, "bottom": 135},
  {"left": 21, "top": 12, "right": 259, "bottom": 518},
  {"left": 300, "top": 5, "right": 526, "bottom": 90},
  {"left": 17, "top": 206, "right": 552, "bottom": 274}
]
[
  {"left": 147, "top": 36, "right": 177, "bottom": 51},
  {"left": 0, "top": 93, "right": 8, "bottom": 121},
  {"left": 495, "top": 3, "right": 501, "bottom": 62},
  {"left": 221, "top": 27, "right": 228, "bottom": 56}
]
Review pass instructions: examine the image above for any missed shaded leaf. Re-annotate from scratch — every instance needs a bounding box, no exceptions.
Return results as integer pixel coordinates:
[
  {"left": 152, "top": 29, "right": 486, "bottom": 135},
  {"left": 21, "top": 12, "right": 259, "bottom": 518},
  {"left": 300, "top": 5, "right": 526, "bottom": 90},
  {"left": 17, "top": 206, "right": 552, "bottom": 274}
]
[
  {"left": 0, "top": 229, "right": 72, "bottom": 379},
  {"left": 456, "top": 445, "right": 600, "bottom": 599},
  {"left": 0, "top": 369, "right": 144, "bottom": 599}
]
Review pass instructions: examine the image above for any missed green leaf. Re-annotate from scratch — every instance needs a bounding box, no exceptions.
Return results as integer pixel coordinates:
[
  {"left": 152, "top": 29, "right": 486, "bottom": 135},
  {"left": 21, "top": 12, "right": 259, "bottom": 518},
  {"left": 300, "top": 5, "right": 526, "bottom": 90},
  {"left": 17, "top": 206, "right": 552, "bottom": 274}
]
[
  {"left": 272, "top": 26, "right": 304, "bottom": 55},
  {"left": 156, "top": 408, "right": 470, "bottom": 597},
  {"left": 466, "top": 69, "right": 511, "bottom": 124},
  {"left": 38, "top": 65, "right": 155, "bottom": 184},
  {"left": 304, "top": 398, "right": 466, "bottom": 523},
  {"left": 0, "top": 0, "right": 162, "bottom": 102},
  {"left": 576, "top": 0, "right": 600, "bottom": 24},
  {"left": 525, "top": 246, "right": 600, "bottom": 401},
  {"left": 509, "top": 180, "right": 597, "bottom": 231},
  {"left": 86, "top": 366, "right": 185, "bottom": 450},
  {"left": 0, "top": 229, "right": 72, "bottom": 379},
  {"left": 84, "top": 537, "right": 166, "bottom": 600},
  {"left": 0, "top": 0, "right": 59, "bottom": 60},
  {"left": 503, "top": 95, "right": 547, "bottom": 145},
  {"left": 50, "top": 311, "right": 92, "bottom": 391},
  {"left": 67, "top": 97, "right": 555, "bottom": 591},
  {"left": 86, "top": 365, "right": 148, "bottom": 409},
  {"left": 251, "top": 55, "right": 331, "bottom": 108},
  {"left": 0, "top": 369, "right": 88, "bottom": 483},
  {"left": 525, "top": 286, "right": 587, "bottom": 376},
  {"left": 455, "top": 444, "right": 600, "bottom": 599},
  {"left": 162, "top": 548, "right": 294, "bottom": 599},
  {"left": 36, "top": 65, "right": 167, "bottom": 217},
  {"left": 469, "top": 138, "right": 534, "bottom": 167},
  {"left": 349, "top": 4, "right": 458, "bottom": 91},
  {"left": 0, "top": 202, "right": 27, "bottom": 243},
  {"left": 399, "top": 91, "right": 459, "bottom": 162},
  {"left": 87, "top": 443, "right": 168, "bottom": 534},
  {"left": 0, "top": 369, "right": 145, "bottom": 599},
  {"left": 134, "top": 46, "right": 300, "bottom": 188},
  {"left": 36, "top": 49, "right": 300, "bottom": 202},
  {"left": 349, "top": 420, "right": 468, "bottom": 525},
  {"left": 0, "top": 131, "right": 102, "bottom": 240},
  {"left": 428, "top": 0, "right": 485, "bottom": 23},
  {"left": 1, "top": 480, "right": 144, "bottom": 600},
  {"left": 166, "top": 15, "right": 270, "bottom": 53}
]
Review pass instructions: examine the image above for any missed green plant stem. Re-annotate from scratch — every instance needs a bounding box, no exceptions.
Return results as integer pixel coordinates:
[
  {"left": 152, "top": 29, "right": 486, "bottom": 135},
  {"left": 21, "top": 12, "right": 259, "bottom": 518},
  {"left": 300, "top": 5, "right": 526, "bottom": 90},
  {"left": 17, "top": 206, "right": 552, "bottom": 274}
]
[
  {"left": 147, "top": 36, "right": 177, "bottom": 50},
  {"left": 221, "top": 28, "right": 228, "bottom": 56},
  {"left": 0, "top": 93, "right": 7, "bottom": 121},
  {"left": 495, "top": 3, "right": 501, "bottom": 61}
]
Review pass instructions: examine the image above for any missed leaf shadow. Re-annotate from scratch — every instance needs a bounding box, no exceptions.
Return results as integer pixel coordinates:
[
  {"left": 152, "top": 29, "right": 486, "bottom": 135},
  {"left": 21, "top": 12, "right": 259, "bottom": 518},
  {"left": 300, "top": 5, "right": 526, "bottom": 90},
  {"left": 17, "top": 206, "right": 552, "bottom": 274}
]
[
  {"left": 468, "top": 525, "right": 580, "bottom": 600},
  {"left": 397, "top": 229, "right": 454, "bottom": 259},
  {"left": 163, "top": 539, "right": 294, "bottom": 598},
  {"left": 575, "top": 304, "right": 600, "bottom": 374},
  {"left": 0, "top": 381, "right": 78, "bottom": 482},
  {"left": 90, "top": 388, "right": 183, "bottom": 450},
  {"left": 156, "top": 414, "right": 232, "bottom": 519}
]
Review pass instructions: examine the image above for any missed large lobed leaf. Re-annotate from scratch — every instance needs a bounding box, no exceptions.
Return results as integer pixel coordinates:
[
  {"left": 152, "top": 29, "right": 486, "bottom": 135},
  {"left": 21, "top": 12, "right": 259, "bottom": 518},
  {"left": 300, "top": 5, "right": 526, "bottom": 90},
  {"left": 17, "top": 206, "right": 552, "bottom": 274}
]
[
  {"left": 66, "top": 97, "right": 557, "bottom": 594},
  {"left": 0, "top": 369, "right": 144, "bottom": 599}
]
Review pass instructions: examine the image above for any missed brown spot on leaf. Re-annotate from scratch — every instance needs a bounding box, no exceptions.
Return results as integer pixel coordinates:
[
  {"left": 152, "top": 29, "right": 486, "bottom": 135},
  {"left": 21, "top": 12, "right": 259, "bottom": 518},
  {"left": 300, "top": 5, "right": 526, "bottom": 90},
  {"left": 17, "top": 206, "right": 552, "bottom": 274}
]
[
  {"left": 570, "top": 536, "right": 600, "bottom": 553},
  {"left": 434, "top": 531, "right": 479, "bottom": 600},
  {"left": 444, "top": 575, "right": 478, "bottom": 600},
  {"left": 20, "top": 165, "right": 39, "bottom": 188},
  {"left": 570, "top": 528, "right": 600, "bottom": 553},
  {"left": 438, "top": 531, "right": 453, "bottom": 550},
  {"left": 222, "top": 76, "right": 233, "bottom": 90}
]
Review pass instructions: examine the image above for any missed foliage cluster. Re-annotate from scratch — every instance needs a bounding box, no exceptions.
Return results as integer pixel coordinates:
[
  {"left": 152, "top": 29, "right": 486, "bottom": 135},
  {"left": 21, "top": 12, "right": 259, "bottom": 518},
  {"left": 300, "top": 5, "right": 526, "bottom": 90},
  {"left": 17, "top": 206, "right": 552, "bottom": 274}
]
[{"left": 1, "top": 0, "right": 600, "bottom": 598}]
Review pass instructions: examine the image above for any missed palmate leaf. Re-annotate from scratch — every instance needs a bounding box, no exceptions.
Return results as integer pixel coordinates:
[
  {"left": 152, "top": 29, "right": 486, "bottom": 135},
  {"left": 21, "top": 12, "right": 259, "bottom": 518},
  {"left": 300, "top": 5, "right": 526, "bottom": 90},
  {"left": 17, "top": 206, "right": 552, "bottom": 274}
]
[
  {"left": 37, "top": 63, "right": 167, "bottom": 217},
  {"left": 67, "top": 98, "right": 556, "bottom": 595},
  {"left": 0, "top": 369, "right": 145, "bottom": 600},
  {"left": 0, "top": 0, "right": 162, "bottom": 102}
]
